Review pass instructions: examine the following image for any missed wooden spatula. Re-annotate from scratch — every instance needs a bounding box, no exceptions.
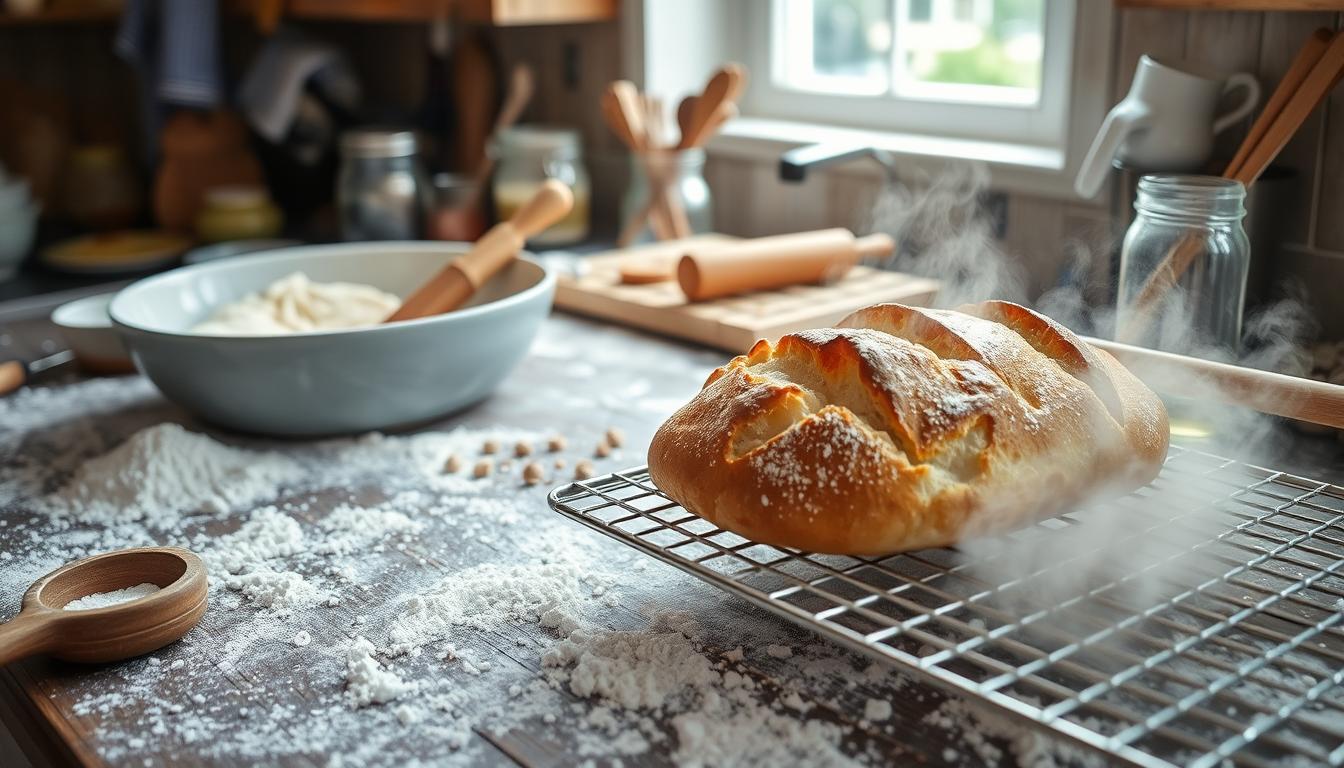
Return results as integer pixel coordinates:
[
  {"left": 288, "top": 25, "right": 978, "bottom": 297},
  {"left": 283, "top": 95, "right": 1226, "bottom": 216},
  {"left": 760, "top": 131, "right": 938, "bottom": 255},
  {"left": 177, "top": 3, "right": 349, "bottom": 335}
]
[{"left": 386, "top": 180, "right": 574, "bottom": 323}]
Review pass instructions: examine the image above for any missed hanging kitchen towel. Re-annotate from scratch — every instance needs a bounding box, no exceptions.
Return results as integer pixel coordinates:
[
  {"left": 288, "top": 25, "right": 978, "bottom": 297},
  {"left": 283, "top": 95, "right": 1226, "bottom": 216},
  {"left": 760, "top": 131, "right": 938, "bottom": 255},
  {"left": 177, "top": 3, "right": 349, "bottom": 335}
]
[
  {"left": 117, "top": 0, "right": 224, "bottom": 164},
  {"left": 116, "top": 0, "right": 223, "bottom": 108},
  {"left": 238, "top": 30, "right": 351, "bottom": 144}
]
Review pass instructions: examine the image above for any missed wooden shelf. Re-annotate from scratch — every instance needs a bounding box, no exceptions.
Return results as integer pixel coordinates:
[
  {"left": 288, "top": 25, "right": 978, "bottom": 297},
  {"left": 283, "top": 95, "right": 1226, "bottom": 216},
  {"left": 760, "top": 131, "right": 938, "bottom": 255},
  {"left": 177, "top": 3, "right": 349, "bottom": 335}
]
[
  {"left": 1116, "top": 0, "right": 1344, "bottom": 9},
  {"left": 456, "top": 0, "right": 617, "bottom": 25},
  {"left": 2, "top": 0, "right": 616, "bottom": 28},
  {"left": 0, "top": 4, "right": 118, "bottom": 26}
]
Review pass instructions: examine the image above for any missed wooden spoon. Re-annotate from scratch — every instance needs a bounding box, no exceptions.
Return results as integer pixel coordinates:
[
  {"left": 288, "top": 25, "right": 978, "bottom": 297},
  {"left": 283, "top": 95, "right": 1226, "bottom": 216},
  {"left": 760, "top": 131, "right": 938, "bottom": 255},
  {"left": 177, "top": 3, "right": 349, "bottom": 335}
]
[
  {"left": 464, "top": 62, "right": 536, "bottom": 212},
  {"left": 0, "top": 547, "right": 208, "bottom": 666},
  {"left": 386, "top": 180, "right": 574, "bottom": 322},
  {"left": 679, "top": 63, "right": 747, "bottom": 150},
  {"left": 676, "top": 95, "right": 699, "bottom": 148}
]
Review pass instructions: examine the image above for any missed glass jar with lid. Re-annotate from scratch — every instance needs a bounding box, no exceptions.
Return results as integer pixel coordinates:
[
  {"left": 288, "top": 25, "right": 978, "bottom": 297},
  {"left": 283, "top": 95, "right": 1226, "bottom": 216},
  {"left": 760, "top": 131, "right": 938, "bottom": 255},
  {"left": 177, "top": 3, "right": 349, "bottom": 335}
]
[
  {"left": 619, "top": 148, "right": 712, "bottom": 244},
  {"left": 1116, "top": 174, "right": 1250, "bottom": 355},
  {"left": 337, "top": 129, "right": 431, "bottom": 241},
  {"left": 491, "top": 126, "right": 591, "bottom": 246}
]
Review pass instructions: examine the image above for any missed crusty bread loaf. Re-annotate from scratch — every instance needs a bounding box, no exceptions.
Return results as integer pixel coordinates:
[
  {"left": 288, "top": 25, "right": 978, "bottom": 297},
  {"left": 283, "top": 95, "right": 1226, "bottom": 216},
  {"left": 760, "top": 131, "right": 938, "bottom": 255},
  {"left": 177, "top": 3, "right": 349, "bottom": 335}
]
[{"left": 647, "top": 301, "right": 1169, "bottom": 555}]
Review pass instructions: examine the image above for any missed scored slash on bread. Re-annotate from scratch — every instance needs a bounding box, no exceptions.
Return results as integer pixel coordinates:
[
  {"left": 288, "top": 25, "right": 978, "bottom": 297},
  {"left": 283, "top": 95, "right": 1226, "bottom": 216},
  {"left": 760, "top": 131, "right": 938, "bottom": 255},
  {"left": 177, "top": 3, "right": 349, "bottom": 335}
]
[{"left": 647, "top": 301, "right": 1169, "bottom": 555}]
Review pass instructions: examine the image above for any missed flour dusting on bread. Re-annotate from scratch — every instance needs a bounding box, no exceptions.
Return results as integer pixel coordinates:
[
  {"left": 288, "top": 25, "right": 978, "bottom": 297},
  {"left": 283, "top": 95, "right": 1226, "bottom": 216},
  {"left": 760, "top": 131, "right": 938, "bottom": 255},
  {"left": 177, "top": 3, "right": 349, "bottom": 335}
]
[{"left": 648, "top": 301, "right": 1169, "bottom": 555}]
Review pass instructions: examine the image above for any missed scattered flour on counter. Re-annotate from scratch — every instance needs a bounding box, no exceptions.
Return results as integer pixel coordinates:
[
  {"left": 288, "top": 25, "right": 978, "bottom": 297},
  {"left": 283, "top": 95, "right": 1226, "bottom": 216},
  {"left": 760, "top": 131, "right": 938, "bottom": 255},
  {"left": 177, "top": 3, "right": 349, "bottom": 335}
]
[
  {"left": 924, "top": 697, "right": 1101, "bottom": 768},
  {"left": 385, "top": 562, "right": 593, "bottom": 656},
  {"left": 346, "top": 636, "right": 412, "bottom": 707},
  {"left": 64, "top": 583, "right": 160, "bottom": 611},
  {"left": 46, "top": 423, "right": 302, "bottom": 528},
  {"left": 4, "top": 386, "right": 928, "bottom": 768},
  {"left": 204, "top": 506, "right": 306, "bottom": 574},
  {"left": 317, "top": 503, "right": 421, "bottom": 556},
  {"left": 863, "top": 699, "right": 891, "bottom": 722},
  {"left": 223, "top": 568, "right": 324, "bottom": 611}
]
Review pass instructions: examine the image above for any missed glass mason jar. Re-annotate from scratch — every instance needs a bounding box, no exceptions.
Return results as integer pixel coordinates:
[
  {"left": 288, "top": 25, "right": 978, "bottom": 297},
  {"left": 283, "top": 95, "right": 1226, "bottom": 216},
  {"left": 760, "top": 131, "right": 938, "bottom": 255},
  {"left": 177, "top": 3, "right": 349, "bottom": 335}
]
[
  {"left": 491, "top": 126, "right": 591, "bottom": 246},
  {"left": 337, "top": 129, "right": 431, "bottom": 241},
  {"left": 620, "top": 148, "right": 712, "bottom": 244},
  {"left": 1117, "top": 175, "right": 1250, "bottom": 355}
]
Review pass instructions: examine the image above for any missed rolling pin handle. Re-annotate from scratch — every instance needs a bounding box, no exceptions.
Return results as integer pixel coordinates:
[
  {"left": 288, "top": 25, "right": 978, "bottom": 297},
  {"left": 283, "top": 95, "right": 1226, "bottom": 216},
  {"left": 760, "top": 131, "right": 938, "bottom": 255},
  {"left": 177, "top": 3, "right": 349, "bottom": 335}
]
[{"left": 0, "top": 360, "right": 27, "bottom": 397}]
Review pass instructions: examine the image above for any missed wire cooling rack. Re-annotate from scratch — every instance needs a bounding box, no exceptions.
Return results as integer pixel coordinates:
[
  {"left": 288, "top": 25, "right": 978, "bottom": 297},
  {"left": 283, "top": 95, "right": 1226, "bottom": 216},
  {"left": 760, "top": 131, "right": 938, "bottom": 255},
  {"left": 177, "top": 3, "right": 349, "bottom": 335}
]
[{"left": 548, "top": 445, "right": 1344, "bottom": 768}]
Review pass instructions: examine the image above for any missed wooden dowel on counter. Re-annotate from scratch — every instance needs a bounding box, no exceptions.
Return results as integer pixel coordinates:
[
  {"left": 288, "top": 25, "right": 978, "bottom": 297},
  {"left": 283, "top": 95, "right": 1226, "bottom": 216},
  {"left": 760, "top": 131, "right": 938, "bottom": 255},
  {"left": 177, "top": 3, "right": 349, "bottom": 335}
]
[
  {"left": 677, "top": 228, "right": 894, "bottom": 301},
  {"left": 1086, "top": 336, "right": 1344, "bottom": 429}
]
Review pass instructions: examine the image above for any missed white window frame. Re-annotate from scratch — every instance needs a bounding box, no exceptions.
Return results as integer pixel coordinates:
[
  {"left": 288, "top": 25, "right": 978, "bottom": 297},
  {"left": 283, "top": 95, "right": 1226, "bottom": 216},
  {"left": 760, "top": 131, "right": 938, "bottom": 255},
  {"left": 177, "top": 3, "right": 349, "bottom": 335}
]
[
  {"left": 622, "top": 0, "right": 1116, "bottom": 202},
  {"left": 747, "top": 0, "right": 1075, "bottom": 147}
]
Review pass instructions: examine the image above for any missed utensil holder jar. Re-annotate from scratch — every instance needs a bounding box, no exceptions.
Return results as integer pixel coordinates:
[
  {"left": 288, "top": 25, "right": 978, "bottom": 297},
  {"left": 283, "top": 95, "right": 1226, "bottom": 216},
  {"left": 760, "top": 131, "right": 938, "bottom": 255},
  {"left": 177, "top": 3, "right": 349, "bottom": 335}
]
[
  {"left": 620, "top": 148, "right": 712, "bottom": 244},
  {"left": 1117, "top": 175, "right": 1250, "bottom": 355}
]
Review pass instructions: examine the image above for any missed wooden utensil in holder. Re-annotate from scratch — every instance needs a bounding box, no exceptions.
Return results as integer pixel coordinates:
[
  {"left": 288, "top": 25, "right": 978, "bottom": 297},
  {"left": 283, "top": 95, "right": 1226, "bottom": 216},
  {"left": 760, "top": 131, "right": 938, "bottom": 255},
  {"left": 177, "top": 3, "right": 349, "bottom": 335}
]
[
  {"left": 605, "top": 65, "right": 747, "bottom": 247},
  {"left": 1117, "top": 28, "right": 1344, "bottom": 345}
]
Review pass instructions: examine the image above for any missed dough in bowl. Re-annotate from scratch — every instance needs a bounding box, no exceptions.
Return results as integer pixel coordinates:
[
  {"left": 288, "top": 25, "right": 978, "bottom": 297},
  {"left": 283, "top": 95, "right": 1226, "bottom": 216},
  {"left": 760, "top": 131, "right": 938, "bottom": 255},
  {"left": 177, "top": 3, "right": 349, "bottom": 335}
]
[
  {"left": 192, "top": 272, "right": 400, "bottom": 335},
  {"left": 647, "top": 301, "right": 1169, "bottom": 555}
]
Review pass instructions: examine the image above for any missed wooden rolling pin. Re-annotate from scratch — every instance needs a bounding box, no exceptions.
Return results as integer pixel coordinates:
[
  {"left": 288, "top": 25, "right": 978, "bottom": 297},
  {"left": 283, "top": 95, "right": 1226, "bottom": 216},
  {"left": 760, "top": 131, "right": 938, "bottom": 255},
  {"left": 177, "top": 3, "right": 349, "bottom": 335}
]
[
  {"left": 387, "top": 180, "right": 573, "bottom": 322},
  {"left": 1085, "top": 336, "right": 1344, "bottom": 429},
  {"left": 677, "top": 228, "right": 895, "bottom": 301}
]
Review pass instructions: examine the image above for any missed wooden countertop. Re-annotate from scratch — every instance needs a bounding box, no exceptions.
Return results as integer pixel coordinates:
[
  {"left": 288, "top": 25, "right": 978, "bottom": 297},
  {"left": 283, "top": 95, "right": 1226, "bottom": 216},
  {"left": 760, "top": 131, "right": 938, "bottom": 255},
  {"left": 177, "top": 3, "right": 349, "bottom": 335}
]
[{"left": 1, "top": 299, "right": 1341, "bottom": 767}]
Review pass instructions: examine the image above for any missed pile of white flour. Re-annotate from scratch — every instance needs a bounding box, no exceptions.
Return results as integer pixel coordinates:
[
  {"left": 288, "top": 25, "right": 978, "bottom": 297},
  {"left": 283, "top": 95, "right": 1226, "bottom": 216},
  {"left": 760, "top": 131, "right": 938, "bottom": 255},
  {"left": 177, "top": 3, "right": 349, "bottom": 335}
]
[
  {"left": 46, "top": 423, "right": 303, "bottom": 528},
  {"left": 0, "top": 375, "right": 1077, "bottom": 767}
]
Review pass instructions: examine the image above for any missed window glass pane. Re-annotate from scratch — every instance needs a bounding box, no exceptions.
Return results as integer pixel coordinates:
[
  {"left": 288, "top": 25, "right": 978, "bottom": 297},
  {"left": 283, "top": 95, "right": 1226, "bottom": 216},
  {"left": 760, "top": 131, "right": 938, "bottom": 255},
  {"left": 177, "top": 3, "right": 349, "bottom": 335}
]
[
  {"left": 893, "top": 0, "right": 1045, "bottom": 105},
  {"left": 775, "top": 0, "right": 892, "bottom": 96}
]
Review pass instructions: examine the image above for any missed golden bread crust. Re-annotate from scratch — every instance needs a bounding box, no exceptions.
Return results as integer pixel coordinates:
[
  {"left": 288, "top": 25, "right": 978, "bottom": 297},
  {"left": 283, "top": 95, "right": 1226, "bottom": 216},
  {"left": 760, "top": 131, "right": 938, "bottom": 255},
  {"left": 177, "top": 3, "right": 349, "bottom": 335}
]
[{"left": 647, "top": 301, "right": 1169, "bottom": 555}]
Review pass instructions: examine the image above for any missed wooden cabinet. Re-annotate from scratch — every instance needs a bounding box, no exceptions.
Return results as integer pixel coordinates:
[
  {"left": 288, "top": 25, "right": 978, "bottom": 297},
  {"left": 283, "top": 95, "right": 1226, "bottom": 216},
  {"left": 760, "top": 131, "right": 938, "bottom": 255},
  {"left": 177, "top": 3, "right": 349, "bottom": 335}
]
[
  {"left": 1, "top": 0, "right": 618, "bottom": 27},
  {"left": 1115, "top": 0, "right": 1344, "bottom": 9},
  {"left": 456, "top": 0, "right": 617, "bottom": 25}
]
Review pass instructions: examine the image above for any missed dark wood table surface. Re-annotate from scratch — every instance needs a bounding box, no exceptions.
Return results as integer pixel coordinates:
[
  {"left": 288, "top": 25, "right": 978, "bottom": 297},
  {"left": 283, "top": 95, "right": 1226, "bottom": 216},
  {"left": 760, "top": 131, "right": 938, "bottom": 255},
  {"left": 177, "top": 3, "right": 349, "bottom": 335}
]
[{"left": 1, "top": 288, "right": 1341, "bottom": 768}]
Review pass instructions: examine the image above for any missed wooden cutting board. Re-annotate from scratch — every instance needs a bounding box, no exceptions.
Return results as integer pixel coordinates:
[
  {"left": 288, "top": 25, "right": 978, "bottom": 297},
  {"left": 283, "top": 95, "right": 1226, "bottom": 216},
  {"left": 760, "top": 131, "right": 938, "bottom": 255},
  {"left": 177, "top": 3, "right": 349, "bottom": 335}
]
[{"left": 555, "top": 235, "right": 942, "bottom": 352}]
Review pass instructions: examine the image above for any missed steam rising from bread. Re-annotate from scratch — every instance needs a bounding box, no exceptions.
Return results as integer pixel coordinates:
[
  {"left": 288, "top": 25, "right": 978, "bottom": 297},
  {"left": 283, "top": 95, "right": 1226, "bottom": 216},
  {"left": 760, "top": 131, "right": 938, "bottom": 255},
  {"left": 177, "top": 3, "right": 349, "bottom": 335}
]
[{"left": 864, "top": 162, "right": 1317, "bottom": 614}]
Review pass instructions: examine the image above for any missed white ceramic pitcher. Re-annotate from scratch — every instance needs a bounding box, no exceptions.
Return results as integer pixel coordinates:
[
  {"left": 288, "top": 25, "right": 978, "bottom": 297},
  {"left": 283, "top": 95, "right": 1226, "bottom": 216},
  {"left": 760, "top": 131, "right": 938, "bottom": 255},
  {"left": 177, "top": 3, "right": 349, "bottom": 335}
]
[{"left": 1075, "top": 56, "right": 1260, "bottom": 199}]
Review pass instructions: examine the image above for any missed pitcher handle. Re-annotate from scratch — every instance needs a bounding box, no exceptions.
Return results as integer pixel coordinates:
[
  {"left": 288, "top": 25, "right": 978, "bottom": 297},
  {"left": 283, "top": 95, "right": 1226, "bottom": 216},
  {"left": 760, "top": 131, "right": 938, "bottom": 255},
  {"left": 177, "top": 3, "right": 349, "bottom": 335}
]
[
  {"left": 1213, "top": 73, "right": 1261, "bottom": 134},
  {"left": 1074, "top": 105, "right": 1148, "bottom": 199}
]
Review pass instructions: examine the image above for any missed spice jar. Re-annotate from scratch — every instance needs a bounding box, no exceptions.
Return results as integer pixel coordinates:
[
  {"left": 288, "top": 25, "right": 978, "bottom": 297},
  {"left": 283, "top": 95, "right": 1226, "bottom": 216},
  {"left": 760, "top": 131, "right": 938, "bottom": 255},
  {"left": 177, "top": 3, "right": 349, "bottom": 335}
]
[
  {"left": 620, "top": 148, "right": 712, "bottom": 244},
  {"left": 338, "top": 129, "right": 431, "bottom": 241},
  {"left": 195, "top": 185, "right": 283, "bottom": 243},
  {"left": 491, "top": 126, "right": 590, "bottom": 246},
  {"left": 1117, "top": 175, "right": 1250, "bottom": 355}
]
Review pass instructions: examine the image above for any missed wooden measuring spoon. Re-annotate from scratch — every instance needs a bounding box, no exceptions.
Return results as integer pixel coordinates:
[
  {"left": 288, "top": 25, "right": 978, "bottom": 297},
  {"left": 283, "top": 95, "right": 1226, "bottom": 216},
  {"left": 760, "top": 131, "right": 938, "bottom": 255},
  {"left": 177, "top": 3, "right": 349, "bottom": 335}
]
[
  {"left": 386, "top": 180, "right": 574, "bottom": 322},
  {"left": 0, "top": 547, "right": 208, "bottom": 666}
]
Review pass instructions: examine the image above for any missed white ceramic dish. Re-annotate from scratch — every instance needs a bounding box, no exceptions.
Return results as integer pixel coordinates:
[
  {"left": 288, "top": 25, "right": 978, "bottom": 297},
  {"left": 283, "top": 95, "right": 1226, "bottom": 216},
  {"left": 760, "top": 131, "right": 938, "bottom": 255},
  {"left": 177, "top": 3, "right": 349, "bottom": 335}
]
[
  {"left": 51, "top": 292, "right": 135, "bottom": 373},
  {"left": 0, "top": 203, "right": 37, "bottom": 281},
  {"left": 110, "top": 241, "right": 555, "bottom": 436}
]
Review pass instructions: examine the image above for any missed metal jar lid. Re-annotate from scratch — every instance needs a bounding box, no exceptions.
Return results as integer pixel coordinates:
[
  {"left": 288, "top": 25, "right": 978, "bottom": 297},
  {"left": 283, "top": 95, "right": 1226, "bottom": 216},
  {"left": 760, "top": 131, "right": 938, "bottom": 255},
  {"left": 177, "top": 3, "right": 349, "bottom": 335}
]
[{"left": 340, "top": 129, "right": 418, "bottom": 159}]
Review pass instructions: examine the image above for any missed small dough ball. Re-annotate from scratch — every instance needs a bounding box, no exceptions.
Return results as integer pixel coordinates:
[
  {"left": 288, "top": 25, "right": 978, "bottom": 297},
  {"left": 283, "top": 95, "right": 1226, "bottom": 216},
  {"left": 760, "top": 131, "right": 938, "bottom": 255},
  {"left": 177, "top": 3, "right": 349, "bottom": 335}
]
[
  {"left": 522, "top": 462, "right": 544, "bottom": 486},
  {"left": 605, "top": 427, "right": 625, "bottom": 448},
  {"left": 499, "top": 459, "right": 514, "bottom": 472},
  {"left": 594, "top": 440, "right": 612, "bottom": 458},
  {"left": 472, "top": 460, "right": 493, "bottom": 479},
  {"left": 554, "top": 458, "right": 567, "bottom": 470},
  {"left": 514, "top": 440, "right": 533, "bottom": 458},
  {"left": 443, "top": 453, "right": 462, "bottom": 473},
  {"left": 482, "top": 439, "right": 500, "bottom": 455},
  {"left": 575, "top": 460, "right": 597, "bottom": 480},
  {"left": 547, "top": 434, "right": 567, "bottom": 452}
]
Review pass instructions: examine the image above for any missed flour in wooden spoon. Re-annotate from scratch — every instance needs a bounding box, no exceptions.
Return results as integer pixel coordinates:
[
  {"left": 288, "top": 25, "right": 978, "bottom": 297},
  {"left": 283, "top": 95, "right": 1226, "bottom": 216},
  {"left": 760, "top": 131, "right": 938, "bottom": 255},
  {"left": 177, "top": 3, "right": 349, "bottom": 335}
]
[{"left": 64, "top": 583, "right": 160, "bottom": 611}]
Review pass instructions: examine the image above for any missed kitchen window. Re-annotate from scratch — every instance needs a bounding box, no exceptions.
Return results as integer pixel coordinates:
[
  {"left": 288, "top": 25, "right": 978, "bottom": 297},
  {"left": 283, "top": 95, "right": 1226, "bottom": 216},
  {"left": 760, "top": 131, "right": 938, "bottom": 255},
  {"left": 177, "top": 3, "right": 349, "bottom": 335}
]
[{"left": 743, "top": 0, "right": 1076, "bottom": 147}]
